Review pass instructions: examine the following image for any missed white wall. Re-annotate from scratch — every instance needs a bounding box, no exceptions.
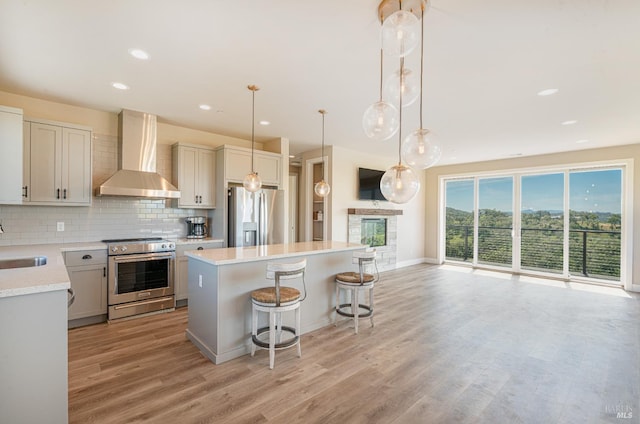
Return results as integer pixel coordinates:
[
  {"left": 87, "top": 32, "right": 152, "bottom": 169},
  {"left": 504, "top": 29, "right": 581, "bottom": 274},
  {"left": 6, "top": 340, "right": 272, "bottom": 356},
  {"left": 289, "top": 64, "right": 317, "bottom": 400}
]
[{"left": 330, "top": 146, "right": 426, "bottom": 268}]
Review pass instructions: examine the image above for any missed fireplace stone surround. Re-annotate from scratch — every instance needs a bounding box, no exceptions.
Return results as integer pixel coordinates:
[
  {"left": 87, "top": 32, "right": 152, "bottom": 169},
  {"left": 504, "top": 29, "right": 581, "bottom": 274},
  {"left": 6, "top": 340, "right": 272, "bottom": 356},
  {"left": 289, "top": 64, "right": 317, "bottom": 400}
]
[{"left": 347, "top": 208, "right": 402, "bottom": 271}]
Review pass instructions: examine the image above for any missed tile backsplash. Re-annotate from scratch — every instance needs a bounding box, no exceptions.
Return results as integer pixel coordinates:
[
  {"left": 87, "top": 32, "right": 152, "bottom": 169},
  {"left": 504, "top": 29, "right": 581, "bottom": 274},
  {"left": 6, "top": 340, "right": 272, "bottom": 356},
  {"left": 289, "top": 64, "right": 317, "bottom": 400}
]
[
  {"left": 0, "top": 197, "right": 205, "bottom": 246},
  {"left": 0, "top": 133, "right": 210, "bottom": 246}
]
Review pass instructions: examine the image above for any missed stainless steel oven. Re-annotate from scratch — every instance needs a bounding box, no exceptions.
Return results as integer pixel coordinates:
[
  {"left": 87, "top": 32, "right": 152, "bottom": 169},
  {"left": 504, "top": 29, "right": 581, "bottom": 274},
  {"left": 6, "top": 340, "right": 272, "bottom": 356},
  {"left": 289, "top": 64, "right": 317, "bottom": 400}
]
[{"left": 104, "top": 238, "right": 176, "bottom": 320}]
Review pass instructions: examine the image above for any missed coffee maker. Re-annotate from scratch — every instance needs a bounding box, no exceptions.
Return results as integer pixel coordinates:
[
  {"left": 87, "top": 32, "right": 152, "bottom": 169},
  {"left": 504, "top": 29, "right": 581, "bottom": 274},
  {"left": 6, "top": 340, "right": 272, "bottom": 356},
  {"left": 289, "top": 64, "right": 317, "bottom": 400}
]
[{"left": 185, "top": 216, "right": 208, "bottom": 239}]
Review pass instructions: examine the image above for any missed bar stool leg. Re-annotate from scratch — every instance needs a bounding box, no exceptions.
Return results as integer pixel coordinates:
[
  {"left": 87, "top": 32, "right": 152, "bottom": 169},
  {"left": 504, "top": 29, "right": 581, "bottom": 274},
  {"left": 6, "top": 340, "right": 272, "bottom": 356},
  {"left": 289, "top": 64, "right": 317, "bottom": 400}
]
[
  {"left": 269, "top": 309, "right": 276, "bottom": 370},
  {"left": 352, "top": 287, "right": 359, "bottom": 334},
  {"left": 276, "top": 312, "right": 283, "bottom": 344},
  {"left": 296, "top": 305, "right": 302, "bottom": 358},
  {"left": 251, "top": 304, "right": 257, "bottom": 357},
  {"left": 369, "top": 286, "right": 374, "bottom": 328},
  {"left": 334, "top": 284, "right": 340, "bottom": 326}
]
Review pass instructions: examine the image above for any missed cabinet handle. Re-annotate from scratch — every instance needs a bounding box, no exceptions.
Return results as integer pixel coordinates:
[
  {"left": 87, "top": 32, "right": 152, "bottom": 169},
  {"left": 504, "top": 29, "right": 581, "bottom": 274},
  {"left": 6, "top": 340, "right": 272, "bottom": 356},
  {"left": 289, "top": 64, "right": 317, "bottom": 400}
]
[
  {"left": 22, "top": 186, "right": 28, "bottom": 198},
  {"left": 57, "top": 188, "right": 60, "bottom": 199},
  {"left": 67, "top": 288, "right": 76, "bottom": 308},
  {"left": 103, "top": 267, "right": 106, "bottom": 277},
  {"left": 82, "top": 254, "right": 92, "bottom": 260},
  {"left": 197, "top": 247, "right": 204, "bottom": 250},
  {"left": 199, "top": 195, "right": 202, "bottom": 203},
  {"left": 63, "top": 188, "right": 67, "bottom": 199}
]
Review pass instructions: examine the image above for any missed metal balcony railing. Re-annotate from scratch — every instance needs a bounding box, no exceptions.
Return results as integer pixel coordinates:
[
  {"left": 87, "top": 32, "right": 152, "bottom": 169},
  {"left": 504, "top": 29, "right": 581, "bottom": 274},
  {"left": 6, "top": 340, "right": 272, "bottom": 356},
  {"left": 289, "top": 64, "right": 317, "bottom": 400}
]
[{"left": 445, "top": 225, "right": 621, "bottom": 280}]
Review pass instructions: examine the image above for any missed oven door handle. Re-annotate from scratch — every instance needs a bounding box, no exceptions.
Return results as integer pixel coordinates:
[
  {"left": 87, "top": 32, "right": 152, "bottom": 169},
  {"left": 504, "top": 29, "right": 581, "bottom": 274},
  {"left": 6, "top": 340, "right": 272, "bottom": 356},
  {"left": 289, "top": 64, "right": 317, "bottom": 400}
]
[
  {"left": 112, "top": 252, "right": 175, "bottom": 264},
  {"left": 113, "top": 296, "right": 174, "bottom": 310}
]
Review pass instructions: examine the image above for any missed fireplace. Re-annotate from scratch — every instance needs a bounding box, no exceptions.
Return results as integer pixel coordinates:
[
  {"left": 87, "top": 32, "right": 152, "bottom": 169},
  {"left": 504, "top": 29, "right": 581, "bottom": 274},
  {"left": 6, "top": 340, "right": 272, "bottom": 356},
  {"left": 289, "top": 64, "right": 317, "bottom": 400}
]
[
  {"left": 361, "top": 218, "right": 387, "bottom": 247},
  {"left": 348, "top": 208, "right": 401, "bottom": 271}
]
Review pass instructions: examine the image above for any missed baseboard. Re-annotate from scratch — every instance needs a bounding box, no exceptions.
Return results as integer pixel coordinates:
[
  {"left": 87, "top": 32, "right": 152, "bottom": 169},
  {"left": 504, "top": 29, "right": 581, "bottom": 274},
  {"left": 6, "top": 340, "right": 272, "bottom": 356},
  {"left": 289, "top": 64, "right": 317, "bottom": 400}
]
[{"left": 393, "top": 257, "right": 439, "bottom": 269}]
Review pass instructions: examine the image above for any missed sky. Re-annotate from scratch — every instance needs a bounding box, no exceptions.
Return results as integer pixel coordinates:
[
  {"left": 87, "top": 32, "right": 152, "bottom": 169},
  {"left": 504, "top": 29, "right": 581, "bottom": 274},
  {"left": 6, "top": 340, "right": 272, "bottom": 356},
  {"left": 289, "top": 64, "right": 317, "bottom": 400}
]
[{"left": 446, "top": 169, "right": 622, "bottom": 214}]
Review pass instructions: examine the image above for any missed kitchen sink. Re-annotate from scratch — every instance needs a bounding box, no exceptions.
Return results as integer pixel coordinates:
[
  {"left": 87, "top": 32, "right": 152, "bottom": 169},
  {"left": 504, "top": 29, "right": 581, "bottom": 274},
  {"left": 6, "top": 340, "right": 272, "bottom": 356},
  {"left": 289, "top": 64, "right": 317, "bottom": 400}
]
[{"left": 0, "top": 256, "right": 47, "bottom": 270}]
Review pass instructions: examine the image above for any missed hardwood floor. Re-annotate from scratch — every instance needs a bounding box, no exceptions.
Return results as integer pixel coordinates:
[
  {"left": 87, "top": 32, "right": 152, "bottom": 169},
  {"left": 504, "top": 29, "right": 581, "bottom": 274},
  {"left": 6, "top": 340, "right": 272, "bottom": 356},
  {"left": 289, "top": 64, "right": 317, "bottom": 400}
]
[{"left": 68, "top": 264, "right": 640, "bottom": 423}]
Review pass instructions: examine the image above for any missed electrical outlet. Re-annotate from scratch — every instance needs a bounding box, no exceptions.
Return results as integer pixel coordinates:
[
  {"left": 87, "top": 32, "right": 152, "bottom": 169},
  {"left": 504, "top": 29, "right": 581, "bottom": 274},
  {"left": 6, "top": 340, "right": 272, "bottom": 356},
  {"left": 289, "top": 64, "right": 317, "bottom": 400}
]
[
  {"left": 199, "top": 275, "right": 203, "bottom": 288},
  {"left": 57, "top": 222, "right": 64, "bottom": 232}
]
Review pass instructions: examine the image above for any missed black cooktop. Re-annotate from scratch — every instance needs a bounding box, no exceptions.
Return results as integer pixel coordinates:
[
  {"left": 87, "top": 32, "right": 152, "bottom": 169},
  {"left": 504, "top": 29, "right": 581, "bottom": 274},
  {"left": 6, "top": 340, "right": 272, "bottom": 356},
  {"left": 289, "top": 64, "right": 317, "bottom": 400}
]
[{"left": 101, "top": 237, "right": 164, "bottom": 243}]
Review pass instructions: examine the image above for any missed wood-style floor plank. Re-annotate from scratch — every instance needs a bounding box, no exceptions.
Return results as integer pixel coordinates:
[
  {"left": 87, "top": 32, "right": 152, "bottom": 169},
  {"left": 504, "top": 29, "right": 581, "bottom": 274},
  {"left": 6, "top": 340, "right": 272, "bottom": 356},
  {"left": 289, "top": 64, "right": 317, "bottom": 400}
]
[{"left": 68, "top": 264, "right": 640, "bottom": 423}]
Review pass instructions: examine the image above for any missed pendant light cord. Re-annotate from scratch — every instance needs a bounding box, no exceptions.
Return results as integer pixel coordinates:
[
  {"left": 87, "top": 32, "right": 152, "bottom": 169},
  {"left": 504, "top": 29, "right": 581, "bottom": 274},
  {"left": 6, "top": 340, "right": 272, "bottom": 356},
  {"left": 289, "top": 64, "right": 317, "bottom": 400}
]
[
  {"left": 251, "top": 87, "right": 256, "bottom": 173},
  {"left": 398, "top": 56, "right": 404, "bottom": 166},
  {"left": 319, "top": 109, "right": 327, "bottom": 180},
  {"left": 378, "top": 48, "right": 384, "bottom": 102},
  {"left": 419, "top": 4, "right": 424, "bottom": 130}
]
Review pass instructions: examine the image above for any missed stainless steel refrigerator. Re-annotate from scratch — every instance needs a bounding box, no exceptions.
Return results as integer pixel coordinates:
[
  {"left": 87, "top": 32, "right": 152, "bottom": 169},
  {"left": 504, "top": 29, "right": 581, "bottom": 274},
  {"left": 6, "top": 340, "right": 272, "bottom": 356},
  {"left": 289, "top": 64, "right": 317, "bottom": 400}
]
[{"left": 228, "top": 187, "right": 285, "bottom": 247}]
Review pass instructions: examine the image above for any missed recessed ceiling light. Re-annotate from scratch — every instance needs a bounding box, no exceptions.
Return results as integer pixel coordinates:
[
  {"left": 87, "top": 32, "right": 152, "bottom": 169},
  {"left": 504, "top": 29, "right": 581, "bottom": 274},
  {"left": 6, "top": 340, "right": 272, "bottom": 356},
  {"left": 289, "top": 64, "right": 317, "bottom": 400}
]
[
  {"left": 199, "top": 104, "right": 211, "bottom": 111},
  {"left": 128, "top": 48, "right": 149, "bottom": 60},
  {"left": 562, "top": 120, "right": 577, "bottom": 125},
  {"left": 259, "top": 120, "right": 270, "bottom": 126},
  {"left": 289, "top": 155, "right": 295, "bottom": 158},
  {"left": 576, "top": 139, "right": 589, "bottom": 144},
  {"left": 537, "top": 88, "right": 559, "bottom": 96},
  {"left": 112, "top": 82, "right": 129, "bottom": 90}
]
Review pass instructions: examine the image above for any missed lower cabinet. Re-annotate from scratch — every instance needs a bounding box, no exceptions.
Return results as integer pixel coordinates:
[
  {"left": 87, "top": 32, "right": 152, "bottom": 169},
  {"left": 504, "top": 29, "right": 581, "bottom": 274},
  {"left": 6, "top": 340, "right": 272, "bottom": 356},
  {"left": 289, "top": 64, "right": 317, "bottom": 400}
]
[
  {"left": 64, "top": 249, "right": 108, "bottom": 327},
  {"left": 175, "top": 241, "right": 223, "bottom": 305}
]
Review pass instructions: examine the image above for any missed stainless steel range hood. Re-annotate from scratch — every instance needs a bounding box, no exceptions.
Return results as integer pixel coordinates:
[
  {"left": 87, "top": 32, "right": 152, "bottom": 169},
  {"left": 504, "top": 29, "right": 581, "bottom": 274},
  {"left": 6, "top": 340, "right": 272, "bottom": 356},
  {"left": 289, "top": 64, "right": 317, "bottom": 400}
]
[{"left": 96, "top": 109, "right": 180, "bottom": 199}]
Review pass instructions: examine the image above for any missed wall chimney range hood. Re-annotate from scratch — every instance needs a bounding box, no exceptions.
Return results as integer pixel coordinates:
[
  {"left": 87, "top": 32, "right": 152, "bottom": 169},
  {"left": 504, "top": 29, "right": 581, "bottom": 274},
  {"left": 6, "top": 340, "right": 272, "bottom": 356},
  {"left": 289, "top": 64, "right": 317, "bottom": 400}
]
[{"left": 96, "top": 109, "right": 180, "bottom": 199}]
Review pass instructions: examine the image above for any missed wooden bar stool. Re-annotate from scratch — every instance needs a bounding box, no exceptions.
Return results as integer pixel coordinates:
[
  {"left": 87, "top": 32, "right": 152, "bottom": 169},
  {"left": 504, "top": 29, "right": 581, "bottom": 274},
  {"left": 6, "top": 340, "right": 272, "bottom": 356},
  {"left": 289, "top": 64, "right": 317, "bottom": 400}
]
[
  {"left": 334, "top": 250, "right": 379, "bottom": 334},
  {"left": 250, "top": 259, "right": 307, "bottom": 369}
]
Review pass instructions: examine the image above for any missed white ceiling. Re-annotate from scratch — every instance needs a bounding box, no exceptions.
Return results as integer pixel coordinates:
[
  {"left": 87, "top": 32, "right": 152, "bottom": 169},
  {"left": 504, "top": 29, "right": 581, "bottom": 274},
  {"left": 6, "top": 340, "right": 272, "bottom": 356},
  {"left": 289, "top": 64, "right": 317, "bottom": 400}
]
[{"left": 1, "top": 0, "right": 639, "bottom": 166}]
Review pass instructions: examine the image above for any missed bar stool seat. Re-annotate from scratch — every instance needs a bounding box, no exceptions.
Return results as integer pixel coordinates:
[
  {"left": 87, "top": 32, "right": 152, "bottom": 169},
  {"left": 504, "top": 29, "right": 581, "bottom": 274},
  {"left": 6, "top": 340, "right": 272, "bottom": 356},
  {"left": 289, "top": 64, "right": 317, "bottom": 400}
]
[
  {"left": 250, "top": 259, "right": 306, "bottom": 369},
  {"left": 334, "top": 250, "right": 379, "bottom": 334}
]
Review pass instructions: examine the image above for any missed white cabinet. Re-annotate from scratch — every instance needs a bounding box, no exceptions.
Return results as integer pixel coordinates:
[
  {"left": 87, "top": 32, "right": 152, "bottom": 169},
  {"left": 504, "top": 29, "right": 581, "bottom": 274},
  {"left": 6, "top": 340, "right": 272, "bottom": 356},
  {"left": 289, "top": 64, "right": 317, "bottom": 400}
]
[
  {"left": 0, "top": 106, "right": 23, "bottom": 205},
  {"left": 64, "top": 250, "right": 108, "bottom": 323},
  {"left": 172, "top": 143, "right": 216, "bottom": 208},
  {"left": 222, "top": 146, "right": 282, "bottom": 187},
  {"left": 175, "top": 240, "right": 224, "bottom": 304},
  {"left": 23, "top": 119, "right": 92, "bottom": 205}
]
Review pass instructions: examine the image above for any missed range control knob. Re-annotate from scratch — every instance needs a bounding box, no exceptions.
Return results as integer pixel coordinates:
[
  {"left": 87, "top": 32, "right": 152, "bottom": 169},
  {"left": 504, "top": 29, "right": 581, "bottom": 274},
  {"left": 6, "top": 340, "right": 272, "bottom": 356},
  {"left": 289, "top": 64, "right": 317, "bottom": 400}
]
[
  {"left": 121, "top": 246, "right": 127, "bottom": 253},
  {"left": 111, "top": 246, "right": 118, "bottom": 253},
  {"left": 168, "top": 243, "right": 175, "bottom": 249},
  {"left": 161, "top": 244, "right": 167, "bottom": 249}
]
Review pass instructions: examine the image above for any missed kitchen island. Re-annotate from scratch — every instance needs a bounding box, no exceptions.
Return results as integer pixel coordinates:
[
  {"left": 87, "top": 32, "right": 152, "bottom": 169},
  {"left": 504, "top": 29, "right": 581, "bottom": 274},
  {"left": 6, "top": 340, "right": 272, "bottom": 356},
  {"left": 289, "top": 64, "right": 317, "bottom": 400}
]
[{"left": 184, "top": 240, "right": 365, "bottom": 364}]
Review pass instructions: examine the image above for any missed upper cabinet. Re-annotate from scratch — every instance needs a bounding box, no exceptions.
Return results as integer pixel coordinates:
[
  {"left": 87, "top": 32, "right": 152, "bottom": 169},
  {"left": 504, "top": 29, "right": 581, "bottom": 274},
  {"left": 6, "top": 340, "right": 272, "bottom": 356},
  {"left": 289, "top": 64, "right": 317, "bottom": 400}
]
[
  {"left": 23, "top": 118, "right": 92, "bottom": 206},
  {"left": 0, "top": 105, "right": 24, "bottom": 205},
  {"left": 220, "top": 146, "right": 281, "bottom": 187},
  {"left": 172, "top": 143, "right": 216, "bottom": 209}
]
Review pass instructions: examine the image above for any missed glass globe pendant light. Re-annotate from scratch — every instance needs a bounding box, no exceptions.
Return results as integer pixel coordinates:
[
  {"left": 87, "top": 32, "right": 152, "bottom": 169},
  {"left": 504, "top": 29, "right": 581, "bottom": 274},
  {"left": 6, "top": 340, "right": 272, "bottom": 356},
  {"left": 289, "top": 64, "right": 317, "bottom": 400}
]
[
  {"left": 380, "top": 56, "right": 420, "bottom": 204},
  {"left": 363, "top": 46, "right": 399, "bottom": 141},
  {"left": 314, "top": 109, "right": 331, "bottom": 198},
  {"left": 383, "top": 65, "right": 420, "bottom": 107},
  {"left": 381, "top": 8, "right": 420, "bottom": 58},
  {"left": 402, "top": 3, "right": 442, "bottom": 169},
  {"left": 243, "top": 85, "right": 262, "bottom": 192}
]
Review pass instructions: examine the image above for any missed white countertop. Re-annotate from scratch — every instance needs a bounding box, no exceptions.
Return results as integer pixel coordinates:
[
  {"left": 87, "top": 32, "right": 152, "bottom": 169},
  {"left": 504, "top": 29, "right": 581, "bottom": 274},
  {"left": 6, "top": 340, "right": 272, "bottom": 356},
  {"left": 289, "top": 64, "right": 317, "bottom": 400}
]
[
  {"left": 185, "top": 240, "right": 366, "bottom": 266},
  {"left": 0, "top": 242, "right": 107, "bottom": 299}
]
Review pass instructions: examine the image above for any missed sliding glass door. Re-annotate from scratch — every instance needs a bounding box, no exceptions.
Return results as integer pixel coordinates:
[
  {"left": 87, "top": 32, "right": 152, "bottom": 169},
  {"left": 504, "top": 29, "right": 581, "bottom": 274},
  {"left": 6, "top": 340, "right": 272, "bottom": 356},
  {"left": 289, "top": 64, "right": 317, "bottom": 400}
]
[
  {"left": 520, "top": 173, "right": 564, "bottom": 274},
  {"left": 445, "top": 180, "right": 474, "bottom": 262},
  {"left": 569, "top": 169, "right": 622, "bottom": 280},
  {"left": 443, "top": 167, "right": 623, "bottom": 284},
  {"left": 477, "top": 177, "right": 513, "bottom": 268}
]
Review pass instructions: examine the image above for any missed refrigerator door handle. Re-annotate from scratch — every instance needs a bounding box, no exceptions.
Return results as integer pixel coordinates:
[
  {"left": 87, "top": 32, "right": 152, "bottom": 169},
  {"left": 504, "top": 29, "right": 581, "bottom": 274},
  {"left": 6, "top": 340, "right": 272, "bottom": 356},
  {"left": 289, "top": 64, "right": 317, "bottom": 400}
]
[{"left": 259, "top": 191, "right": 267, "bottom": 245}]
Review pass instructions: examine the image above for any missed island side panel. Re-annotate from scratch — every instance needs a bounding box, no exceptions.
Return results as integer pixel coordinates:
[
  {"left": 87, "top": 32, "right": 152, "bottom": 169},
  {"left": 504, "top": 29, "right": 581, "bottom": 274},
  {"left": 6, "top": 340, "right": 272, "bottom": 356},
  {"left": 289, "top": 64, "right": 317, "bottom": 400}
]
[
  {"left": 215, "top": 250, "right": 355, "bottom": 363},
  {"left": 185, "top": 258, "right": 219, "bottom": 363},
  {"left": 0, "top": 290, "right": 68, "bottom": 424}
]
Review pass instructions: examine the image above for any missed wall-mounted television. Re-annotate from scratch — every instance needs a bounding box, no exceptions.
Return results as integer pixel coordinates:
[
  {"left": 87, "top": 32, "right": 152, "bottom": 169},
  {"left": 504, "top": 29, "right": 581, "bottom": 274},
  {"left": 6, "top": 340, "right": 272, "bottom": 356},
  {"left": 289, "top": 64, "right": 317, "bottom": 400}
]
[{"left": 358, "top": 167, "right": 386, "bottom": 201}]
